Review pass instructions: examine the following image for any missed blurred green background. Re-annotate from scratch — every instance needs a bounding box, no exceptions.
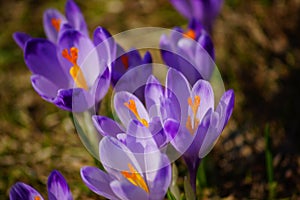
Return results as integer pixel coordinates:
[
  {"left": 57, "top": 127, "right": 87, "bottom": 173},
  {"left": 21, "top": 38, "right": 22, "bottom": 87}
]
[{"left": 0, "top": 0, "right": 299, "bottom": 199}]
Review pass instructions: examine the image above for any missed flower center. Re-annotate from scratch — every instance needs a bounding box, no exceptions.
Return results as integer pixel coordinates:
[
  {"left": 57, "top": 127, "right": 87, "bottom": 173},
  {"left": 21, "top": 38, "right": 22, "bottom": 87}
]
[
  {"left": 186, "top": 95, "right": 201, "bottom": 135},
  {"left": 183, "top": 29, "right": 196, "bottom": 40},
  {"left": 121, "top": 55, "right": 129, "bottom": 70},
  {"left": 124, "top": 99, "right": 149, "bottom": 127},
  {"left": 34, "top": 196, "right": 41, "bottom": 200},
  {"left": 51, "top": 18, "right": 62, "bottom": 32},
  {"left": 62, "top": 47, "right": 88, "bottom": 90},
  {"left": 121, "top": 163, "right": 149, "bottom": 193}
]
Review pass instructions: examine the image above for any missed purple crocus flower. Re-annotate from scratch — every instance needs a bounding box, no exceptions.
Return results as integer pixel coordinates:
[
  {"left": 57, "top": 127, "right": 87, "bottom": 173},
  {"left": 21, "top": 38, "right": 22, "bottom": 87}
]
[
  {"left": 23, "top": 27, "right": 112, "bottom": 112},
  {"left": 81, "top": 136, "right": 171, "bottom": 200},
  {"left": 93, "top": 89, "right": 178, "bottom": 148},
  {"left": 160, "top": 19, "right": 215, "bottom": 84},
  {"left": 145, "top": 68, "right": 234, "bottom": 191},
  {"left": 13, "top": 0, "right": 88, "bottom": 49},
  {"left": 169, "top": 0, "right": 223, "bottom": 32},
  {"left": 9, "top": 170, "right": 73, "bottom": 200},
  {"left": 110, "top": 45, "right": 152, "bottom": 102}
]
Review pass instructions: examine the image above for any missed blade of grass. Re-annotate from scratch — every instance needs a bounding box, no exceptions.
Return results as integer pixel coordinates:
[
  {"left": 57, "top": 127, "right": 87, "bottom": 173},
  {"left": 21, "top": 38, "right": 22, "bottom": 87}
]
[{"left": 265, "top": 124, "right": 276, "bottom": 200}]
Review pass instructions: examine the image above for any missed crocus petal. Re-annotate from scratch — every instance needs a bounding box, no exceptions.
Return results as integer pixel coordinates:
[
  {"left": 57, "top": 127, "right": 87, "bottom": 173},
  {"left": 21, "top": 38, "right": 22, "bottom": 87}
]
[
  {"left": 145, "top": 75, "right": 164, "bottom": 118},
  {"left": 190, "top": 0, "right": 205, "bottom": 21},
  {"left": 166, "top": 68, "right": 190, "bottom": 124},
  {"left": 176, "top": 42, "right": 202, "bottom": 84},
  {"left": 163, "top": 118, "right": 180, "bottom": 140},
  {"left": 31, "top": 74, "right": 59, "bottom": 101},
  {"left": 191, "top": 79, "right": 214, "bottom": 122},
  {"left": 47, "top": 170, "right": 73, "bottom": 200},
  {"left": 169, "top": 0, "right": 192, "bottom": 19},
  {"left": 80, "top": 166, "right": 118, "bottom": 199},
  {"left": 126, "top": 48, "right": 143, "bottom": 70},
  {"left": 92, "top": 115, "right": 124, "bottom": 137},
  {"left": 93, "top": 26, "right": 116, "bottom": 68},
  {"left": 13, "top": 32, "right": 32, "bottom": 50},
  {"left": 110, "top": 180, "right": 148, "bottom": 200},
  {"left": 24, "top": 38, "right": 69, "bottom": 88},
  {"left": 149, "top": 117, "right": 168, "bottom": 148},
  {"left": 145, "top": 153, "right": 171, "bottom": 200},
  {"left": 185, "top": 108, "right": 212, "bottom": 159},
  {"left": 65, "top": 0, "right": 88, "bottom": 36},
  {"left": 126, "top": 120, "right": 157, "bottom": 150},
  {"left": 198, "top": 110, "right": 220, "bottom": 158},
  {"left": 142, "top": 51, "right": 152, "bottom": 64},
  {"left": 9, "top": 182, "right": 43, "bottom": 200},
  {"left": 217, "top": 89, "right": 234, "bottom": 128},
  {"left": 114, "top": 91, "right": 149, "bottom": 128},
  {"left": 43, "top": 9, "right": 67, "bottom": 43},
  {"left": 57, "top": 29, "right": 99, "bottom": 87},
  {"left": 100, "top": 137, "right": 143, "bottom": 175},
  {"left": 90, "top": 67, "right": 111, "bottom": 103},
  {"left": 53, "top": 88, "right": 92, "bottom": 112},
  {"left": 160, "top": 35, "right": 180, "bottom": 71},
  {"left": 194, "top": 34, "right": 215, "bottom": 80}
]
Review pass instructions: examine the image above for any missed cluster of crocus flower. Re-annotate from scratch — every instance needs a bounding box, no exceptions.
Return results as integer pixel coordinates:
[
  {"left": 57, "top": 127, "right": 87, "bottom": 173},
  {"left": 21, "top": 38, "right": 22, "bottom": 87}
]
[
  {"left": 10, "top": 170, "right": 73, "bottom": 200},
  {"left": 11, "top": 0, "right": 233, "bottom": 199}
]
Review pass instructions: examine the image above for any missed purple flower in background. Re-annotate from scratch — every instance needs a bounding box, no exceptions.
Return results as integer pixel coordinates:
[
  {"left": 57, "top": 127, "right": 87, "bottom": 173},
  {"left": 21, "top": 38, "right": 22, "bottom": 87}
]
[
  {"left": 93, "top": 90, "right": 178, "bottom": 148},
  {"left": 111, "top": 46, "right": 152, "bottom": 102},
  {"left": 112, "top": 46, "right": 152, "bottom": 87},
  {"left": 166, "top": 68, "right": 234, "bottom": 190},
  {"left": 81, "top": 136, "right": 171, "bottom": 200},
  {"left": 169, "top": 0, "right": 223, "bottom": 31},
  {"left": 160, "top": 19, "right": 215, "bottom": 84},
  {"left": 10, "top": 170, "right": 73, "bottom": 200},
  {"left": 13, "top": 0, "right": 88, "bottom": 49},
  {"left": 23, "top": 27, "right": 112, "bottom": 111}
]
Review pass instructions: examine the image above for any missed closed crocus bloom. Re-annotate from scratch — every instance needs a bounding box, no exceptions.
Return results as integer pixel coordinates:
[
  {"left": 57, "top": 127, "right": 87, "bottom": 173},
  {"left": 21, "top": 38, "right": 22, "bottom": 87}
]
[
  {"left": 160, "top": 19, "right": 215, "bottom": 84},
  {"left": 25, "top": 27, "right": 112, "bottom": 112},
  {"left": 13, "top": 0, "right": 88, "bottom": 49},
  {"left": 10, "top": 170, "right": 73, "bottom": 200},
  {"left": 169, "top": 0, "right": 223, "bottom": 32},
  {"left": 81, "top": 136, "right": 171, "bottom": 200}
]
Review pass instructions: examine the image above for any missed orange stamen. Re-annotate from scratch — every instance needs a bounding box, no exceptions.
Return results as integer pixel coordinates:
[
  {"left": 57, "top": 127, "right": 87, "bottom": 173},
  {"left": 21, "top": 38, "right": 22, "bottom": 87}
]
[
  {"left": 51, "top": 18, "right": 62, "bottom": 32},
  {"left": 124, "top": 99, "right": 149, "bottom": 127},
  {"left": 186, "top": 96, "right": 201, "bottom": 135},
  {"left": 34, "top": 196, "right": 41, "bottom": 200},
  {"left": 62, "top": 47, "right": 88, "bottom": 90},
  {"left": 183, "top": 29, "right": 196, "bottom": 40},
  {"left": 121, "top": 55, "right": 129, "bottom": 70},
  {"left": 121, "top": 163, "right": 149, "bottom": 193}
]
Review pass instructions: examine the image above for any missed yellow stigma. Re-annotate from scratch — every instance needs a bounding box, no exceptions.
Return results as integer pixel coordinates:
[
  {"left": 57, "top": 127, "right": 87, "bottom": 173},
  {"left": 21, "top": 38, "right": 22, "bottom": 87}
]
[
  {"left": 121, "top": 163, "right": 149, "bottom": 193},
  {"left": 51, "top": 18, "right": 62, "bottom": 32},
  {"left": 183, "top": 29, "right": 196, "bottom": 40},
  {"left": 186, "top": 96, "right": 201, "bottom": 135},
  {"left": 34, "top": 196, "right": 41, "bottom": 200},
  {"left": 62, "top": 47, "right": 88, "bottom": 90},
  {"left": 124, "top": 99, "right": 149, "bottom": 127}
]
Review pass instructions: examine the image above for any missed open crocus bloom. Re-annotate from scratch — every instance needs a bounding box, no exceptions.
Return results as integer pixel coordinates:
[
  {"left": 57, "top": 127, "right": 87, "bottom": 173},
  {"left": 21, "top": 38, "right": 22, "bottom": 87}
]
[
  {"left": 9, "top": 170, "right": 73, "bottom": 200},
  {"left": 81, "top": 136, "right": 171, "bottom": 200},
  {"left": 169, "top": 0, "right": 223, "bottom": 31},
  {"left": 25, "top": 27, "right": 112, "bottom": 112},
  {"left": 13, "top": 0, "right": 88, "bottom": 49},
  {"left": 93, "top": 89, "right": 180, "bottom": 149},
  {"left": 145, "top": 68, "right": 234, "bottom": 189},
  {"left": 160, "top": 19, "right": 215, "bottom": 84}
]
